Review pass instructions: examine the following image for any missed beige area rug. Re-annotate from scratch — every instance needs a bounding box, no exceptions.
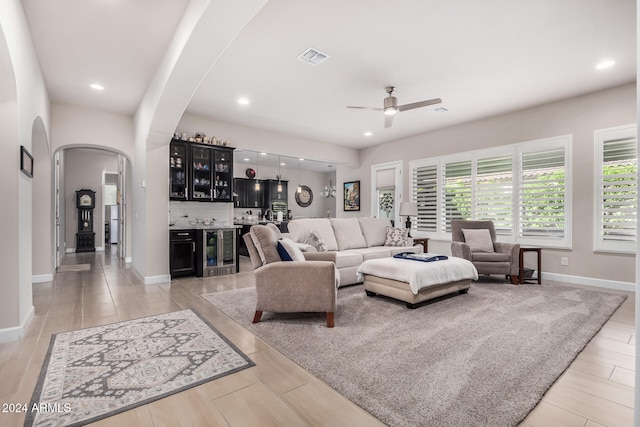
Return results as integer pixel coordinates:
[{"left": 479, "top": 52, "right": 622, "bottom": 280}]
[
  {"left": 25, "top": 309, "right": 254, "bottom": 427},
  {"left": 203, "top": 282, "right": 626, "bottom": 427},
  {"left": 56, "top": 264, "right": 91, "bottom": 273}
]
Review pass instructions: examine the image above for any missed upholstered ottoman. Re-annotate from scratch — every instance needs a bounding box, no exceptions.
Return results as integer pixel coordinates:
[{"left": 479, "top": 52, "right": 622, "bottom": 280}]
[{"left": 356, "top": 257, "right": 478, "bottom": 308}]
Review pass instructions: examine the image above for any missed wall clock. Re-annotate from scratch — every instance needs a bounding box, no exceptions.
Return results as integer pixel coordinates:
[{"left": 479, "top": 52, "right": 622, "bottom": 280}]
[
  {"left": 245, "top": 168, "right": 256, "bottom": 179},
  {"left": 295, "top": 185, "right": 313, "bottom": 207}
]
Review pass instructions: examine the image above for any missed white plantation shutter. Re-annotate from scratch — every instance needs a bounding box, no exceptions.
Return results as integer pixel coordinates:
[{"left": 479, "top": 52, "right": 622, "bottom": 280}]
[
  {"left": 519, "top": 147, "right": 566, "bottom": 241},
  {"left": 409, "top": 135, "right": 571, "bottom": 246},
  {"left": 413, "top": 163, "right": 438, "bottom": 232},
  {"left": 443, "top": 160, "right": 472, "bottom": 232},
  {"left": 476, "top": 155, "right": 513, "bottom": 236},
  {"left": 595, "top": 125, "right": 637, "bottom": 253}
]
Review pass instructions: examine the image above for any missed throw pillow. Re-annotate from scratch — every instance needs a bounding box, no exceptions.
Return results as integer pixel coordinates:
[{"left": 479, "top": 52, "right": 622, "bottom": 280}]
[
  {"left": 306, "top": 230, "right": 328, "bottom": 252},
  {"left": 276, "top": 238, "right": 306, "bottom": 262},
  {"left": 249, "top": 225, "right": 282, "bottom": 265},
  {"left": 461, "top": 228, "right": 494, "bottom": 252},
  {"left": 384, "top": 226, "right": 408, "bottom": 247}
]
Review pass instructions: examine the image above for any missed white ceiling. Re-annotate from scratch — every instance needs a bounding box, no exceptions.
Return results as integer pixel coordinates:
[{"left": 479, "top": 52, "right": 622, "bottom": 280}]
[{"left": 22, "top": 0, "right": 636, "bottom": 150}]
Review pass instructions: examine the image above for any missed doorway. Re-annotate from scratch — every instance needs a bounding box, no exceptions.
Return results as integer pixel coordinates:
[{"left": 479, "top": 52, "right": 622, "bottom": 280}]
[{"left": 371, "top": 161, "right": 403, "bottom": 226}]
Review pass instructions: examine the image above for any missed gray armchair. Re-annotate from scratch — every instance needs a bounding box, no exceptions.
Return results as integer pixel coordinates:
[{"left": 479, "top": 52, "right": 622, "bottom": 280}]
[
  {"left": 243, "top": 225, "right": 338, "bottom": 327},
  {"left": 450, "top": 220, "right": 520, "bottom": 284}
]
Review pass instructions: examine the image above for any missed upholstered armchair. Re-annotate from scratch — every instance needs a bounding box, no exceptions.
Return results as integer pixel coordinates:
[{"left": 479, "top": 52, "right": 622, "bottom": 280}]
[
  {"left": 243, "top": 225, "right": 338, "bottom": 327},
  {"left": 450, "top": 220, "right": 520, "bottom": 284}
]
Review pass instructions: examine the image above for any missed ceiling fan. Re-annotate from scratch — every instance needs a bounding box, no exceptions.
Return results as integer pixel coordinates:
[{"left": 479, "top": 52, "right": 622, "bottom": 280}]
[{"left": 346, "top": 86, "right": 442, "bottom": 128}]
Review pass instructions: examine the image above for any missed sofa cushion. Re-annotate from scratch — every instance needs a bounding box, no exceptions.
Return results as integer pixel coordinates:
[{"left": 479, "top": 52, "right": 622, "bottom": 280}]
[
  {"left": 288, "top": 218, "right": 339, "bottom": 251},
  {"left": 334, "top": 251, "right": 363, "bottom": 268},
  {"left": 384, "top": 226, "right": 409, "bottom": 246},
  {"left": 277, "top": 238, "right": 305, "bottom": 261},
  {"left": 358, "top": 217, "right": 393, "bottom": 247},
  {"left": 462, "top": 228, "right": 494, "bottom": 253},
  {"left": 347, "top": 247, "right": 392, "bottom": 261},
  {"left": 330, "top": 218, "right": 367, "bottom": 250},
  {"left": 249, "top": 225, "right": 281, "bottom": 265}
]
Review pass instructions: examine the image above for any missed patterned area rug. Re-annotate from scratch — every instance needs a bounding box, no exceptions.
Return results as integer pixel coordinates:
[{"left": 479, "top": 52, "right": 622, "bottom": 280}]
[
  {"left": 56, "top": 264, "right": 91, "bottom": 272},
  {"left": 25, "top": 309, "right": 254, "bottom": 427}
]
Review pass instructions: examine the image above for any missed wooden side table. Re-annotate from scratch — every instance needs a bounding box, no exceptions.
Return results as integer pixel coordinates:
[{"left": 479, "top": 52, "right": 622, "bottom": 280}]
[
  {"left": 519, "top": 247, "right": 542, "bottom": 285},
  {"left": 413, "top": 237, "right": 429, "bottom": 253}
]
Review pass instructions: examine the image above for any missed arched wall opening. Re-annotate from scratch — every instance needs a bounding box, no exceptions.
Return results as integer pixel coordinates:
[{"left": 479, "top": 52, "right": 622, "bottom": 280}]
[
  {"left": 31, "top": 116, "right": 52, "bottom": 281},
  {"left": 53, "top": 145, "right": 133, "bottom": 264}
]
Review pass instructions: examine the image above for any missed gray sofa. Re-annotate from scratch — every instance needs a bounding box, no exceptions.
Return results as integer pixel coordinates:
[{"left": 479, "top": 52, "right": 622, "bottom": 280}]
[{"left": 284, "top": 217, "right": 423, "bottom": 286}]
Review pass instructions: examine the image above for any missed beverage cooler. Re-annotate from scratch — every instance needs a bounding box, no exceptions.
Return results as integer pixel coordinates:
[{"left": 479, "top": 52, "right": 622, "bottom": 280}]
[{"left": 196, "top": 228, "right": 236, "bottom": 277}]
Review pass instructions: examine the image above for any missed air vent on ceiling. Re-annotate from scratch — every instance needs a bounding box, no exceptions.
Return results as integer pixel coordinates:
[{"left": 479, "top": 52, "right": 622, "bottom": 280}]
[
  {"left": 432, "top": 106, "right": 449, "bottom": 113},
  {"left": 297, "top": 48, "right": 329, "bottom": 66}
]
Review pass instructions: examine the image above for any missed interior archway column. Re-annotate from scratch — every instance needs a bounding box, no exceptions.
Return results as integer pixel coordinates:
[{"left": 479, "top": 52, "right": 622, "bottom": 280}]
[{"left": 132, "top": 0, "right": 269, "bottom": 282}]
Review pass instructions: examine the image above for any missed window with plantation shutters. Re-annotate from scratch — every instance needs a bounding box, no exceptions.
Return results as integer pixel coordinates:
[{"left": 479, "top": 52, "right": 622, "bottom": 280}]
[
  {"left": 595, "top": 125, "right": 637, "bottom": 253},
  {"left": 476, "top": 155, "right": 513, "bottom": 236},
  {"left": 409, "top": 134, "right": 571, "bottom": 248},
  {"left": 443, "top": 160, "right": 472, "bottom": 232},
  {"left": 519, "top": 147, "right": 566, "bottom": 244},
  {"left": 412, "top": 163, "right": 438, "bottom": 232}
]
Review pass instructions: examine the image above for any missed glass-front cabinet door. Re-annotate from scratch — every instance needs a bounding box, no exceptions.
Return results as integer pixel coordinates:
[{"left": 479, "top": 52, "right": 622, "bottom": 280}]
[
  {"left": 190, "top": 144, "right": 213, "bottom": 201},
  {"left": 170, "top": 141, "right": 188, "bottom": 201},
  {"left": 220, "top": 229, "right": 235, "bottom": 266},
  {"left": 214, "top": 149, "right": 233, "bottom": 202}
]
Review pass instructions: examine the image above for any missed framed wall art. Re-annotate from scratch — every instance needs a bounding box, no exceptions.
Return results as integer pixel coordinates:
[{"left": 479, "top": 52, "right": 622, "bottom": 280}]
[
  {"left": 20, "top": 145, "right": 33, "bottom": 178},
  {"left": 343, "top": 180, "right": 360, "bottom": 211}
]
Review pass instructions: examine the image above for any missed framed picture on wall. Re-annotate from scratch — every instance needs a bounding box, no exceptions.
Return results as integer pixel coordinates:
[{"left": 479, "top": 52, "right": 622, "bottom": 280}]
[
  {"left": 343, "top": 180, "right": 360, "bottom": 211},
  {"left": 20, "top": 146, "right": 33, "bottom": 178}
]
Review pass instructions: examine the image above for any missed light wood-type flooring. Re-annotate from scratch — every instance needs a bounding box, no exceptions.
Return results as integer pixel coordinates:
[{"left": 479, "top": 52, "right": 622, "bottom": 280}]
[{"left": 0, "top": 248, "right": 634, "bottom": 426}]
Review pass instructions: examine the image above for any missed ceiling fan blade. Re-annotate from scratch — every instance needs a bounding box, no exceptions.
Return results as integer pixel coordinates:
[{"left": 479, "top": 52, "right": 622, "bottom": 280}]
[
  {"left": 346, "top": 106, "right": 383, "bottom": 111},
  {"left": 384, "top": 114, "right": 394, "bottom": 128},
  {"left": 397, "top": 97, "right": 442, "bottom": 112}
]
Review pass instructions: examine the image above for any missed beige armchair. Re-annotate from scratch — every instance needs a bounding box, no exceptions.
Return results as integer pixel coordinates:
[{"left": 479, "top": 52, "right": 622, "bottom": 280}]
[
  {"left": 243, "top": 225, "right": 338, "bottom": 327},
  {"left": 450, "top": 220, "right": 520, "bottom": 284}
]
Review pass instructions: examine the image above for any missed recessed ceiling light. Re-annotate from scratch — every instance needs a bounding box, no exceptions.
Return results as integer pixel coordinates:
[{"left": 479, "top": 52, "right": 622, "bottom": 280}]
[
  {"left": 238, "top": 97, "right": 250, "bottom": 105},
  {"left": 595, "top": 60, "right": 615, "bottom": 70},
  {"left": 90, "top": 83, "right": 104, "bottom": 91},
  {"left": 260, "top": 152, "right": 267, "bottom": 155},
  {"left": 364, "top": 131, "right": 373, "bottom": 137},
  {"left": 299, "top": 158, "right": 304, "bottom": 161},
  {"left": 280, "top": 162, "right": 286, "bottom": 166},
  {"left": 244, "top": 158, "right": 250, "bottom": 161}
]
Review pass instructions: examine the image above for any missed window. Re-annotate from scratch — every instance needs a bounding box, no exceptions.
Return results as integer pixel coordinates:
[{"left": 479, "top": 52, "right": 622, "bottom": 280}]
[
  {"left": 410, "top": 135, "right": 571, "bottom": 248},
  {"left": 594, "top": 125, "right": 637, "bottom": 253},
  {"left": 518, "top": 143, "right": 569, "bottom": 247},
  {"left": 476, "top": 155, "right": 513, "bottom": 236}
]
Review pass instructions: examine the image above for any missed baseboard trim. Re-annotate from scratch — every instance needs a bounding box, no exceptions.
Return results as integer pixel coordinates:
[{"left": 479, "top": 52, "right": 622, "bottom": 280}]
[
  {"left": 541, "top": 272, "right": 635, "bottom": 292},
  {"left": 0, "top": 306, "right": 34, "bottom": 343},
  {"left": 32, "top": 273, "right": 54, "bottom": 283},
  {"left": 144, "top": 274, "right": 171, "bottom": 285}
]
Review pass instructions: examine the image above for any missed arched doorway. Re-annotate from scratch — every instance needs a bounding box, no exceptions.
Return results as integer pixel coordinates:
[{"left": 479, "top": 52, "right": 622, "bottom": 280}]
[{"left": 53, "top": 146, "right": 132, "bottom": 264}]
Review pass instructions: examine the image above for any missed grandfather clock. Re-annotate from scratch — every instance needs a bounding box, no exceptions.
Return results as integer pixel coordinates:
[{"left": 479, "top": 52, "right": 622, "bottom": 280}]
[{"left": 76, "top": 189, "right": 96, "bottom": 253}]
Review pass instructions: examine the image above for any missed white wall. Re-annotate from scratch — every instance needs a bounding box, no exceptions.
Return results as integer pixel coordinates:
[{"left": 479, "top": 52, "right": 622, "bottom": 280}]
[
  {"left": 178, "top": 113, "right": 360, "bottom": 168},
  {"left": 51, "top": 104, "right": 135, "bottom": 158},
  {"left": 353, "top": 83, "right": 637, "bottom": 284},
  {"left": 0, "top": 0, "right": 51, "bottom": 341}
]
